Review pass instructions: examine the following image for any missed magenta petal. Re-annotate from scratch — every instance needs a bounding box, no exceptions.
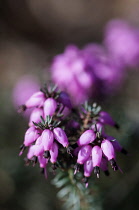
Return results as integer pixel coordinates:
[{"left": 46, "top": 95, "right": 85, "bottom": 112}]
[
  {"left": 50, "top": 142, "right": 59, "bottom": 163},
  {"left": 41, "top": 129, "right": 54, "bottom": 151},
  {"left": 29, "top": 108, "right": 44, "bottom": 126},
  {"left": 44, "top": 98, "right": 57, "bottom": 117},
  {"left": 53, "top": 127, "right": 69, "bottom": 147},
  {"left": 84, "top": 157, "right": 93, "bottom": 177},
  {"left": 24, "top": 127, "right": 39, "bottom": 147},
  {"left": 25, "top": 91, "right": 45, "bottom": 108},
  {"left": 101, "top": 139, "right": 115, "bottom": 160},
  {"left": 77, "top": 145, "right": 92, "bottom": 164},
  {"left": 92, "top": 146, "right": 102, "bottom": 167},
  {"left": 78, "top": 130, "right": 96, "bottom": 146}
]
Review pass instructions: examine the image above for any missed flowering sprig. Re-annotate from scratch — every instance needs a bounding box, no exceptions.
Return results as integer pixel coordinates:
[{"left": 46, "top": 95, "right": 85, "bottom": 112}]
[{"left": 18, "top": 85, "right": 127, "bottom": 189}]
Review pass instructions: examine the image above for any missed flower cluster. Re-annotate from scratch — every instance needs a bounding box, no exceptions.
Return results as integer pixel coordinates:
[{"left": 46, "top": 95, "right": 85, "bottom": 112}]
[
  {"left": 104, "top": 19, "right": 139, "bottom": 67},
  {"left": 51, "top": 19, "right": 139, "bottom": 104},
  {"left": 19, "top": 86, "right": 127, "bottom": 187},
  {"left": 19, "top": 85, "right": 72, "bottom": 177}
]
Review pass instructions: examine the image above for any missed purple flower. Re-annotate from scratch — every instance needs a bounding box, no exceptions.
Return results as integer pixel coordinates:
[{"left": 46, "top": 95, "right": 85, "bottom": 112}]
[
  {"left": 27, "top": 145, "right": 36, "bottom": 160},
  {"left": 12, "top": 75, "right": 40, "bottom": 108},
  {"left": 51, "top": 45, "right": 94, "bottom": 104},
  {"left": 84, "top": 157, "right": 93, "bottom": 177},
  {"left": 41, "top": 129, "right": 54, "bottom": 151},
  {"left": 25, "top": 91, "right": 45, "bottom": 109},
  {"left": 99, "top": 111, "right": 117, "bottom": 128},
  {"left": 83, "top": 44, "right": 124, "bottom": 94},
  {"left": 23, "top": 127, "right": 40, "bottom": 147},
  {"left": 104, "top": 19, "right": 139, "bottom": 67},
  {"left": 50, "top": 142, "right": 59, "bottom": 163},
  {"left": 53, "top": 127, "right": 69, "bottom": 147},
  {"left": 77, "top": 130, "right": 96, "bottom": 146},
  {"left": 12, "top": 75, "right": 40, "bottom": 117},
  {"left": 77, "top": 145, "right": 92, "bottom": 164},
  {"left": 38, "top": 155, "right": 48, "bottom": 178},
  {"left": 57, "top": 91, "right": 72, "bottom": 109},
  {"left": 100, "top": 158, "right": 109, "bottom": 176},
  {"left": 91, "top": 146, "right": 102, "bottom": 178},
  {"left": 43, "top": 98, "right": 57, "bottom": 117},
  {"left": 29, "top": 108, "right": 44, "bottom": 127},
  {"left": 91, "top": 146, "right": 102, "bottom": 167},
  {"left": 101, "top": 139, "right": 115, "bottom": 161},
  {"left": 33, "top": 144, "right": 44, "bottom": 157}
]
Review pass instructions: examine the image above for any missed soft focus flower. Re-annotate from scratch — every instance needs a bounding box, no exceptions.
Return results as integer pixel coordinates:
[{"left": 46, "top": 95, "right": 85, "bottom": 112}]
[
  {"left": 104, "top": 19, "right": 139, "bottom": 67},
  {"left": 51, "top": 45, "right": 94, "bottom": 104},
  {"left": 12, "top": 75, "right": 40, "bottom": 117},
  {"left": 83, "top": 44, "right": 124, "bottom": 94}
]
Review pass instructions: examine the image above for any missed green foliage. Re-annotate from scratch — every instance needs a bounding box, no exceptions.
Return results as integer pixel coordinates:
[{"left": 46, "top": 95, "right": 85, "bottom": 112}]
[{"left": 52, "top": 169, "right": 102, "bottom": 210}]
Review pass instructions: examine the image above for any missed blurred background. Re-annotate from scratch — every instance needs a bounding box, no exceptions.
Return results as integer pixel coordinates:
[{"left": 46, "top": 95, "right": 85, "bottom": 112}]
[{"left": 1, "top": 0, "right": 139, "bottom": 209}]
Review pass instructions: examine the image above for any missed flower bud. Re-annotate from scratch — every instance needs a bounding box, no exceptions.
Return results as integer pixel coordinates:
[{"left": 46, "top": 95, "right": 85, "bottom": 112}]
[
  {"left": 101, "top": 139, "right": 115, "bottom": 160},
  {"left": 44, "top": 98, "right": 57, "bottom": 117},
  {"left": 27, "top": 145, "right": 36, "bottom": 159},
  {"left": 50, "top": 142, "right": 59, "bottom": 163},
  {"left": 84, "top": 157, "right": 93, "bottom": 177},
  {"left": 34, "top": 144, "right": 44, "bottom": 157},
  {"left": 35, "top": 135, "right": 42, "bottom": 145},
  {"left": 29, "top": 108, "right": 44, "bottom": 126},
  {"left": 53, "top": 127, "right": 69, "bottom": 147},
  {"left": 100, "top": 158, "right": 108, "bottom": 172},
  {"left": 25, "top": 91, "right": 45, "bottom": 108},
  {"left": 78, "top": 130, "right": 96, "bottom": 146},
  {"left": 57, "top": 91, "right": 72, "bottom": 109},
  {"left": 41, "top": 129, "right": 54, "bottom": 151},
  {"left": 77, "top": 145, "right": 92, "bottom": 164},
  {"left": 24, "top": 127, "right": 39, "bottom": 146},
  {"left": 99, "top": 111, "right": 116, "bottom": 127},
  {"left": 91, "top": 146, "right": 102, "bottom": 167},
  {"left": 38, "top": 155, "right": 48, "bottom": 178}
]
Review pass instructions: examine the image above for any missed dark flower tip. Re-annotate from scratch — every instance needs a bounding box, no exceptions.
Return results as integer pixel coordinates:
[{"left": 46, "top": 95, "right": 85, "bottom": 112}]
[
  {"left": 94, "top": 166, "right": 100, "bottom": 178},
  {"left": 67, "top": 146, "right": 73, "bottom": 157},
  {"left": 51, "top": 163, "right": 57, "bottom": 170},
  {"left": 18, "top": 105, "right": 27, "bottom": 113},
  {"left": 43, "top": 151, "right": 50, "bottom": 158},
  {"left": 31, "top": 156, "right": 38, "bottom": 166},
  {"left": 109, "top": 159, "right": 118, "bottom": 171}
]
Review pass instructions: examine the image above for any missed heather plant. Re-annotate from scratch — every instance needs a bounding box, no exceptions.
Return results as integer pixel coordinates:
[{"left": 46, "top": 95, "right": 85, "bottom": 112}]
[
  {"left": 15, "top": 18, "right": 139, "bottom": 210},
  {"left": 18, "top": 84, "right": 127, "bottom": 210}
]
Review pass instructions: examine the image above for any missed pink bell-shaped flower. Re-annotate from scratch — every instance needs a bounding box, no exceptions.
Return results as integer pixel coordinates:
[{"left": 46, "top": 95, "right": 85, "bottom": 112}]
[
  {"left": 57, "top": 91, "right": 72, "bottom": 109},
  {"left": 84, "top": 157, "right": 93, "bottom": 177},
  {"left": 101, "top": 139, "right": 115, "bottom": 161},
  {"left": 33, "top": 144, "right": 44, "bottom": 157},
  {"left": 50, "top": 142, "right": 59, "bottom": 163},
  {"left": 23, "top": 127, "right": 40, "bottom": 147},
  {"left": 77, "top": 145, "right": 92, "bottom": 164},
  {"left": 25, "top": 91, "right": 45, "bottom": 108},
  {"left": 29, "top": 108, "right": 44, "bottom": 126},
  {"left": 99, "top": 111, "right": 117, "bottom": 127},
  {"left": 41, "top": 129, "right": 54, "bottom": 151},
  {"left": 44, "top": 98, "right": 57, "bottom": 118},
  {"left": 91, "top": 146, "right": 102, "bottom": 167},
  {"left": 78, "top": 130, "right": 96, "bottom": 146},
  {"left": 53, "top": 127, "right": 69, "bottom": 147},
  {"left": 38, "top": 155, "right": 48, "bottom": 178}
]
